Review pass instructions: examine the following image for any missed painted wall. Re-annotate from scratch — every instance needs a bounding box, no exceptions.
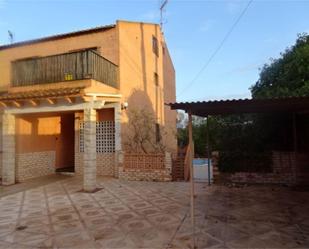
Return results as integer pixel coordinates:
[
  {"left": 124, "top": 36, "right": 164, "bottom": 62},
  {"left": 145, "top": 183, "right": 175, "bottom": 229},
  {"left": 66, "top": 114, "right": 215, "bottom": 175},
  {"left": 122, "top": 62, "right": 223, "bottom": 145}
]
[
  {"left": 97, "top": 108, "right": 114, "bottom": 121},
  {"left": 16, "top": 112, "right": 75, "bottom": 169},
  {"left": 117, "top": 20, "right": 177, "bottom": 154}
]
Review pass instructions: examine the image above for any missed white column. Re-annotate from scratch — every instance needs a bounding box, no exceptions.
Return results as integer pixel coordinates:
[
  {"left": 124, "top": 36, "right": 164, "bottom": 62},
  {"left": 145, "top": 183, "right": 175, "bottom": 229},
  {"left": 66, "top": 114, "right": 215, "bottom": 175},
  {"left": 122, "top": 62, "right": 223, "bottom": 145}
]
[
  {"left": 114, "top": 103, "right": 122, "bottom": 178},
  {"left": 83, "top": 108, "right": 97, "bottom": 192},
  {"left": 2, "top": 113, "right": 16, "bottom": 185},
  {"left": 114, "top": 103, "right": 122, "bottom": 152}
]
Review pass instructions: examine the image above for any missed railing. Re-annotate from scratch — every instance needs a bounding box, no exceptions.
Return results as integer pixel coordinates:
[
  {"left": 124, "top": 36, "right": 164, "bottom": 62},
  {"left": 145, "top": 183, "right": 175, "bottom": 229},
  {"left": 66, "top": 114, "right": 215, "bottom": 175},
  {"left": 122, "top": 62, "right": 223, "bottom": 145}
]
[{"left": 11, "top": 50, "right": 118, "bottom": 88}]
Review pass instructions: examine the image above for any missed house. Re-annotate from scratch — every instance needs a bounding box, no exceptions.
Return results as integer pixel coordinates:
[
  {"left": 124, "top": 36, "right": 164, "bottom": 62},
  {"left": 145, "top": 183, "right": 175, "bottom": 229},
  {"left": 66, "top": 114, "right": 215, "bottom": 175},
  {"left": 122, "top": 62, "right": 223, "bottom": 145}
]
[{"left": 0, "top": 20, "right": 177, "bottom": 191}]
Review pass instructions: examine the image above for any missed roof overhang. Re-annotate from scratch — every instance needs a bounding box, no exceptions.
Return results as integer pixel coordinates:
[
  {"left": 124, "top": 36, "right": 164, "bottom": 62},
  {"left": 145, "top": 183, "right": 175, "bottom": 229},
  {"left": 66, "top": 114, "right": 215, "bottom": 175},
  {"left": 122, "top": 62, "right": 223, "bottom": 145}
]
[
  {"left": 0, "top": 24, "right": 115, "bottom": 51},
  {"left": 169, "top": 96, "right": 309, "bottom": 117},
  {"left": 0, "top": 79, "right": 121, "bottom": 109}
]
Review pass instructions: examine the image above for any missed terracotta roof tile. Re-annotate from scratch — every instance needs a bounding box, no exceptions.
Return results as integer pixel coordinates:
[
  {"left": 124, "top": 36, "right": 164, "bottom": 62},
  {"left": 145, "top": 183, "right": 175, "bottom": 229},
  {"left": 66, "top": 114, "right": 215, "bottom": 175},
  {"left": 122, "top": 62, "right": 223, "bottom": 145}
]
[{"left": 0, "top": 87, "right": 84, "bottom": 101}]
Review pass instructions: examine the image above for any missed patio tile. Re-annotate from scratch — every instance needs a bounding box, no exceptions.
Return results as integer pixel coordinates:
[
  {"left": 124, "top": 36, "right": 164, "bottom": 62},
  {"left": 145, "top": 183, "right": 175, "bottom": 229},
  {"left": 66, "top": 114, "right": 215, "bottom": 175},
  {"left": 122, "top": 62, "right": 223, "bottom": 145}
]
[{"left": 1, "top": 176, "right": 309, "bottom": 248}]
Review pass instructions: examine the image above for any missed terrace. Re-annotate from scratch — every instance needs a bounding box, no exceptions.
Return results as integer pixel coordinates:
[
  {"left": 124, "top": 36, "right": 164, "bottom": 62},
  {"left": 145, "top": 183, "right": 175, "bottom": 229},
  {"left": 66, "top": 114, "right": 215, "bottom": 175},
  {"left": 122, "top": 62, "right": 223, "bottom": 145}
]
[{"left": 11, "top": 49, "right": 118, "bottom": 89}]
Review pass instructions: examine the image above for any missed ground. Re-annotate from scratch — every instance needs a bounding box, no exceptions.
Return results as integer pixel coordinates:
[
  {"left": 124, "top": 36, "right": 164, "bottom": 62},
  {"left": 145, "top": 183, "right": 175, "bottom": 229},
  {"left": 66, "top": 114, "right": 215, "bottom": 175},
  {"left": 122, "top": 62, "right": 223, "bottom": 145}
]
[{"left": 0, "top": 176, "right": 309, "bottom": 248}]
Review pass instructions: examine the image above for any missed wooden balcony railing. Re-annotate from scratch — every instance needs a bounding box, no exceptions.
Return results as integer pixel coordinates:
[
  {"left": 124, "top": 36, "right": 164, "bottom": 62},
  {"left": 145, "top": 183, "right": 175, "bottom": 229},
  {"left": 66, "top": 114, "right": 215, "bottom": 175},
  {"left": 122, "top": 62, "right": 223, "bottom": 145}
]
[{"left": 11, "top": 50, "right": 118, "bottom": 88}]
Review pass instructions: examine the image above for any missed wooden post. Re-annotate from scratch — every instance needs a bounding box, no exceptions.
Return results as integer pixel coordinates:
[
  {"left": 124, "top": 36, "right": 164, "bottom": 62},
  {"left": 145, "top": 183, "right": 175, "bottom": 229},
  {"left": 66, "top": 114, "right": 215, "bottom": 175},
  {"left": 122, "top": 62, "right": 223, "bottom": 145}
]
[
  {"left": 206, "top": 115, "right": 211, "bottom": 186},
  {"left": 293, "top": 113, "right": 297, "bottom": 153},
  {"left": 188, "top": 112, "right": 196, "bottom": 249}
]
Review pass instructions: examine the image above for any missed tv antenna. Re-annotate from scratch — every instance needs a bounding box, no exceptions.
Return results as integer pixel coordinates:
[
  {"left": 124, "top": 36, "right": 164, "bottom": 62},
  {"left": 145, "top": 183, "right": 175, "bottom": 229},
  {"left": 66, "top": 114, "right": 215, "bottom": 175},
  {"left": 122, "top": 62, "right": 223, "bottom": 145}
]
[
  {"left": 8, "top": 30, "right": 14, "bottom": 44},
  {"left": 160, "top": 0, "right": 168, "bottom": 30}
]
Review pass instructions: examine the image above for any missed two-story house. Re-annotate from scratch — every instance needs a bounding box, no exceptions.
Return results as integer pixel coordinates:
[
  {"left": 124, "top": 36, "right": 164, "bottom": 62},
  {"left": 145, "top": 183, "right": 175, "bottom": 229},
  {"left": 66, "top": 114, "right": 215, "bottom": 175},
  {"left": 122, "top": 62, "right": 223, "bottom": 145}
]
[{"left": 0, "top": 20, "right": 176, "bottom": 192}]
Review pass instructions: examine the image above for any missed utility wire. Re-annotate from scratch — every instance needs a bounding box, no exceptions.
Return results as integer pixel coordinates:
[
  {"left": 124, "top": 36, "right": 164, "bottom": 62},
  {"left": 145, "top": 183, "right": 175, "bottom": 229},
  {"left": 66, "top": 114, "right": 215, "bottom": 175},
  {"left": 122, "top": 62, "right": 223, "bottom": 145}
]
[{"left": 177, "top": 0, "right": 254, "bottom": 97}]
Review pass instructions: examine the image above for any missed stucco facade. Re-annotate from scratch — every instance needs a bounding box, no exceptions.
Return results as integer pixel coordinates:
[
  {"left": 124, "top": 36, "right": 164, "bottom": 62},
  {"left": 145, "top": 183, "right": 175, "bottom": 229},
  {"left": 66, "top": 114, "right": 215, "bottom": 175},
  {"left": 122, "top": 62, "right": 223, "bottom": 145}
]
[{"left": 0, "top": 20, "right": 176, "bottom": 190}]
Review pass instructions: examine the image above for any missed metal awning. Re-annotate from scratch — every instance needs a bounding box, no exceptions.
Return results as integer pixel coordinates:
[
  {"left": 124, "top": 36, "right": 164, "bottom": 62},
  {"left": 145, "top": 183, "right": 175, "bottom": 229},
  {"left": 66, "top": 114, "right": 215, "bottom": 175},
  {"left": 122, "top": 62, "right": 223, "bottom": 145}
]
[{"left": 169, "top": 96, "right": 309, "bottom": 116}]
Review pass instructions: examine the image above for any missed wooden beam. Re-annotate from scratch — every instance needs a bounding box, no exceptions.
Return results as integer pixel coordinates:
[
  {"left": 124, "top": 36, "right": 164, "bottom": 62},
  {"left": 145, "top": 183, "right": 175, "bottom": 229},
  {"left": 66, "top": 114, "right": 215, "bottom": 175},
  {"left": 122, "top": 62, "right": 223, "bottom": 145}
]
[
  {"left": 188, "top": 112, "right": 196, "bottom": 249},
  {"left": 65, "top": 97, "right": 74, "bottom": 104},
  {"left": 46, "top": 98, "right": 56, "bottom": 105},
  {"left": 28, "top": 99, "right": 38, "bottom": 106},
  {"left": 81, "top": 96, "right": 89, "bottom": 102},
  {"left": 12, "top": 100, "right": 21, "bottom": 107},
  {"left": 0, "top": 101, "right": 7, "bottom": 107}
]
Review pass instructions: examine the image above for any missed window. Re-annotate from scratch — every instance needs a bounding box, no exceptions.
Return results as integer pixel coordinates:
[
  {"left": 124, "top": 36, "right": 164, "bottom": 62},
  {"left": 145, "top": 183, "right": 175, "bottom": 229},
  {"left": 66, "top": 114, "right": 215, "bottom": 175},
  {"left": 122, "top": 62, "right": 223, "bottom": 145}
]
[
  {"left": 152, "top": 36, "right": 159, "bottom": 56},
  {"left": 154, "top": 72, "right": 159, "bottom": 86},
  {"left": 155, "top": 123, "right": 161, "bottom": 143}
]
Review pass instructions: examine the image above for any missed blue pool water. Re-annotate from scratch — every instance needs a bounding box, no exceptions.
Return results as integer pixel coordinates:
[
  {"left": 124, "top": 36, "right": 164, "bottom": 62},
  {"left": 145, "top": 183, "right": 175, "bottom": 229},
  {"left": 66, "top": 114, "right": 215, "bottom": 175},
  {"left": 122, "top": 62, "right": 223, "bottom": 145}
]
[{"left": 193, "top": 158, "right": 211, "bottom": 166}]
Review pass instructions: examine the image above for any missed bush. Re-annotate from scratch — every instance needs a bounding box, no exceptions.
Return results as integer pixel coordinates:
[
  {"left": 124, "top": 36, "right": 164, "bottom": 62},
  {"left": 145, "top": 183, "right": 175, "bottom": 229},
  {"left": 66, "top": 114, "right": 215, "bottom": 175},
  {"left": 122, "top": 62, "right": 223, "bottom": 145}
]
[{"left": 218, "top": 151, "right": 273, "bottom": 173}]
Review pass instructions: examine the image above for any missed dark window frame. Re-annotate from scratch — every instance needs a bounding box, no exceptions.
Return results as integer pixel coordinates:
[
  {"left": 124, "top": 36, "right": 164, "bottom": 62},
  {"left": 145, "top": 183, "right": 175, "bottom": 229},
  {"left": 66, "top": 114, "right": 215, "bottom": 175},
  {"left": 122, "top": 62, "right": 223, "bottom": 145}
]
[{"left": 152, "top": 36, "right": 159, "bottom": 57}]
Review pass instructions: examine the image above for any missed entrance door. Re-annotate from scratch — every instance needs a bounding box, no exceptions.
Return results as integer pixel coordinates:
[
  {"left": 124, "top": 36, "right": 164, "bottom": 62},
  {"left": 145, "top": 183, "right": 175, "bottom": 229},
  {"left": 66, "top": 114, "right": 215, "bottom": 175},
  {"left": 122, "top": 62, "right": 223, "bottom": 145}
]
[{"left": 55, "top": 113, "right": 75, "bottom": 172}]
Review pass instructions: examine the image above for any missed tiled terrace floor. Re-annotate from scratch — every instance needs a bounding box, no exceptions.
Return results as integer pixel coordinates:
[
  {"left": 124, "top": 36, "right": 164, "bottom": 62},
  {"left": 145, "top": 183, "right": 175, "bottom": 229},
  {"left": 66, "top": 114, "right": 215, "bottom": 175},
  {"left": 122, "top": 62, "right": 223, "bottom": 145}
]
[{"left": 0, "top": 177, "right": 309, "bottom": 248}]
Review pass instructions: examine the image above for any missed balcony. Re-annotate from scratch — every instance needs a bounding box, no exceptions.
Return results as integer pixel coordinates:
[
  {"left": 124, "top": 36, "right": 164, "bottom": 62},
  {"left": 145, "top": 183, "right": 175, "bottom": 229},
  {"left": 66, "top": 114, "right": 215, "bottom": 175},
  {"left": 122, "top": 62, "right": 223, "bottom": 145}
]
[{"left": 11, "top": 50, "right": 118, "bottom": 88}]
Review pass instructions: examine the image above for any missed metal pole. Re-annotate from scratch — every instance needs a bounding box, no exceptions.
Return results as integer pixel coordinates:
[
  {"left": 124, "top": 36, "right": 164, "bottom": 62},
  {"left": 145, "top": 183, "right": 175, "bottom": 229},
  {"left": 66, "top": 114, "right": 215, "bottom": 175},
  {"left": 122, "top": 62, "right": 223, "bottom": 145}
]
[
  {"left": 188, "top": 112, "right": 196, "bottom": 249},
  {"left": 206, "top": 116, "right": 211, "bottom": 186}
]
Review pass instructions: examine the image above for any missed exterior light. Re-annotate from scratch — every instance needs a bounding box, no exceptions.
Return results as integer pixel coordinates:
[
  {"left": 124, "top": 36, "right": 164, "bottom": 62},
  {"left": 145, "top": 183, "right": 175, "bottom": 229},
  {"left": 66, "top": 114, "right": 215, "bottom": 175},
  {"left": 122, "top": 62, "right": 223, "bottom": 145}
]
[{"left": 121, "top": 102, "right": 128, "bottom": 110}]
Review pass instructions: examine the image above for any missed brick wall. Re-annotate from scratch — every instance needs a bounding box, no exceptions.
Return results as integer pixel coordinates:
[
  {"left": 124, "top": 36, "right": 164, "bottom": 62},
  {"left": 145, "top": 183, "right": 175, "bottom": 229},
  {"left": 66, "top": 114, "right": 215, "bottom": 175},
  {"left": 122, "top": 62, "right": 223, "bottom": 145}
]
[
  {"left": 118, "top": 152, "right": 172, "bottom": 181},
  {"left": 75, "top": 152, "right": 117, "bottom": 177},
  {"left": 16, "top": 151, "right": 55, "bottom": 182},
  {"left": 212, "top": 151, "right": 308, "bottom": 185}
]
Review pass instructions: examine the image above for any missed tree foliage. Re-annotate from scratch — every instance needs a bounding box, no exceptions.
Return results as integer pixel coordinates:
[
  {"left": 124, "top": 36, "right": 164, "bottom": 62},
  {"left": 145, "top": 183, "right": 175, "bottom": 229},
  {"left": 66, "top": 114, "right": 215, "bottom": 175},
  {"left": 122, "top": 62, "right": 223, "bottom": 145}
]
[{"left": 251, "top": 33, "right": 309, "bottom": 98}]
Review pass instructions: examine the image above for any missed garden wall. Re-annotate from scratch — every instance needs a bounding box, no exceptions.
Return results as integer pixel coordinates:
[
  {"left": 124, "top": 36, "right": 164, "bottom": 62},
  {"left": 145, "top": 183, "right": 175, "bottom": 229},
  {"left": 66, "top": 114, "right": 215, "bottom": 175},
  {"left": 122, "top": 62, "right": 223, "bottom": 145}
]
[
  {"left": 212, "top": 151, "right": 309, "bottom": 185},
  {"left": 118, "top": 152, "right": 172, "bottom": 181}
]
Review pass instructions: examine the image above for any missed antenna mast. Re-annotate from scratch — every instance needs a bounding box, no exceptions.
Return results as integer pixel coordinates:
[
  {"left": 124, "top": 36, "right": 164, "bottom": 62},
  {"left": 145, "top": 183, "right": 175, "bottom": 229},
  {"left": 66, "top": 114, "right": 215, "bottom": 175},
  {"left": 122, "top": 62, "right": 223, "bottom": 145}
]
[
  {"left": 160, "top": 0, "right": 168, "bottom": 30},
  {"left": 8, "top": 30, "right": 14, "bottom": 44}
]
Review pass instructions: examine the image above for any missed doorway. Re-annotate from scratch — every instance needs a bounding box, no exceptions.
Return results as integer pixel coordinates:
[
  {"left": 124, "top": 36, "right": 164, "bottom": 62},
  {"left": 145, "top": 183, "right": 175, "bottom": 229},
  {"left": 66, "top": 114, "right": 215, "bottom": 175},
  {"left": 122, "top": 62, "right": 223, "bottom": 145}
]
[{"left": 55, "top": 113, "right": 75, "bottom": 173}]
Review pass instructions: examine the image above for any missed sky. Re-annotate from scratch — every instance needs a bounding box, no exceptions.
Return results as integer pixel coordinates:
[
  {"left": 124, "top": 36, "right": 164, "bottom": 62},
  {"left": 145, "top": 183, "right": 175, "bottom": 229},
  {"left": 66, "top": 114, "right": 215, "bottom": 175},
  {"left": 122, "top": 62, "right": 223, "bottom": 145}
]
[{"left": 0, "top": 0, "right": 309, "bottom": 102}]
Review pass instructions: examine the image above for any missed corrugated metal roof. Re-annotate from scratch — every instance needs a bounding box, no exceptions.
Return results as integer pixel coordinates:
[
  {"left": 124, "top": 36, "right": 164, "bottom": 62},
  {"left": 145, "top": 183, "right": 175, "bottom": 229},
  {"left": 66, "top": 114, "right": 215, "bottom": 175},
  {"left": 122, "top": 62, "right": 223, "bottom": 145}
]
[
  {"left": 0, "top": 24, "right": 115, "bottom": 50},
  {"left": 169, "top": 96, "right": 309, "bottom": 116}
]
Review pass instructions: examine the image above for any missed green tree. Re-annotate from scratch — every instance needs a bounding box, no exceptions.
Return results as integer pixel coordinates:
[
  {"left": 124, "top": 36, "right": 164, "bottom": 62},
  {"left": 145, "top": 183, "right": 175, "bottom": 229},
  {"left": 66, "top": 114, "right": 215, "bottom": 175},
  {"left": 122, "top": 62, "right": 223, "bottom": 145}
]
[{"left": 251, "top": 33, "right": 309, "bottom": 98}]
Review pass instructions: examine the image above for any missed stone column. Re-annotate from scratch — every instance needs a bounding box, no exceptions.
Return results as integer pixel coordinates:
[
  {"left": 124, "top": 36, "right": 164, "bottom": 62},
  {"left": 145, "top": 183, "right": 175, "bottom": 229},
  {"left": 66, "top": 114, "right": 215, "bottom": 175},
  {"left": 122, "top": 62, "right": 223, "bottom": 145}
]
[
  {"left": 2, "top": 113, "right": 16, "bottom": 185},
  {"left": 83, "top": 108, "right": 97, "bottom": 192},
  {"left": 114, "top": 103, "right": 122, "bottom": 178}
]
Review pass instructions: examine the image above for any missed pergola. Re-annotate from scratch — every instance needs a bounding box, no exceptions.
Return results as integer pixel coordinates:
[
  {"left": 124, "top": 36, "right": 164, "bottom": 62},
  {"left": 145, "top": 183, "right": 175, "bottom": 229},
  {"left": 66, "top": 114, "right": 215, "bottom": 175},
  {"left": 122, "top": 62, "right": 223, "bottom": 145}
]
[{"left": 169, "top": 96, "right": 309, "bottom": 248}]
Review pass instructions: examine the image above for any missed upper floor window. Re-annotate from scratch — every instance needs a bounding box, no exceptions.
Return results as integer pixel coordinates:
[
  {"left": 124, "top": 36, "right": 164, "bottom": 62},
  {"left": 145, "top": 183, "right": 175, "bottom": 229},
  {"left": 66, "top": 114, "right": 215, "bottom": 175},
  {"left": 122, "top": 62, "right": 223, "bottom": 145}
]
[
  {"left": 152, "top": 36, "right": 159, "bottom": 57},
  {"left": 154, "top": 72, "right": 159, "bottom": 86}
]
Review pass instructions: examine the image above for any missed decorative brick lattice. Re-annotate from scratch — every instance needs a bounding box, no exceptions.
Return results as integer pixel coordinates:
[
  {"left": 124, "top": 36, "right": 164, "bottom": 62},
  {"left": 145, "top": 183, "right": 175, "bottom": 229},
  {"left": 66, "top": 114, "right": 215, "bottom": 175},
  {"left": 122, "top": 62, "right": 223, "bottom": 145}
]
[
  {"left": 79, "top": 121, "right": 115, "bottom": 153},
  {"left": 124, "top": 154, "right": 165, "bottom": 170},
  {"left": 96, "top": 121, "right": 115, "bottom": 153},
  {"left": 79, "top": 122, "right": 84, "bottom": 153}
]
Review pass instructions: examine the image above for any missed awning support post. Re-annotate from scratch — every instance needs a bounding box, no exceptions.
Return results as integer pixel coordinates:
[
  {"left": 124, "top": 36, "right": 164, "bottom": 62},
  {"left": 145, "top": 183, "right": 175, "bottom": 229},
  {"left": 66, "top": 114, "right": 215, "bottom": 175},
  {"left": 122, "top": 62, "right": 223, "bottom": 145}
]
[
  {"left": 188, "top": 112, "right": 196, "bottom": 249},
  {"left": 206, "top": 115, "right": 211, "bottom": 186},
  {"left": 292, "top": 113, "right": 297, "bottom": 153}
]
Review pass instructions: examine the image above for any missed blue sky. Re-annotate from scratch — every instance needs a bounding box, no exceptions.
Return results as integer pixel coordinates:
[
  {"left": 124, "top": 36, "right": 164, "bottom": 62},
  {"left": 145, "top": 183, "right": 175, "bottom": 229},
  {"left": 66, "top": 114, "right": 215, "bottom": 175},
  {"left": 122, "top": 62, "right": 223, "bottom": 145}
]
[{"left": 1, "top": 0, "right": 309, "bottom": 102}]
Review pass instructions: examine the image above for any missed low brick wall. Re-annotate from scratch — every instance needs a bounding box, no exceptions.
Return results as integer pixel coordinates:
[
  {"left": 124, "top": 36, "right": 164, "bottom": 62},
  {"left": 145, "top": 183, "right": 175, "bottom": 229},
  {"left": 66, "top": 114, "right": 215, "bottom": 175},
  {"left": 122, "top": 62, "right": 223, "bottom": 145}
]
[
  {"left": 75, "top": 152, "right": 117, "bottom": 177},
  {"left": 16, "top": 151, "right": 55, "bottom": 182},
  {"left": 118, "top": 152, "right": 172, "bottom": 181},
  {"left": 212, "top": 151, "right": 308, "bottom": 185}
]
